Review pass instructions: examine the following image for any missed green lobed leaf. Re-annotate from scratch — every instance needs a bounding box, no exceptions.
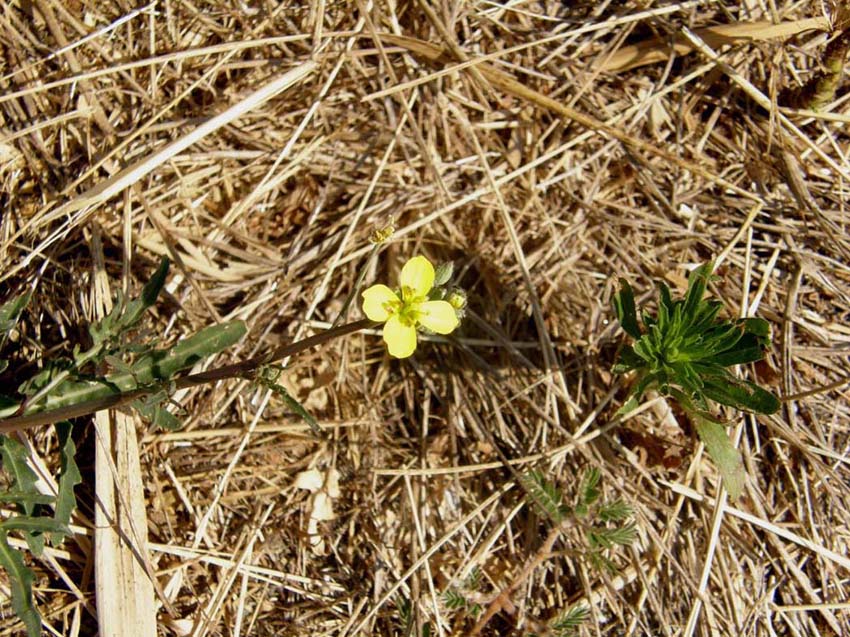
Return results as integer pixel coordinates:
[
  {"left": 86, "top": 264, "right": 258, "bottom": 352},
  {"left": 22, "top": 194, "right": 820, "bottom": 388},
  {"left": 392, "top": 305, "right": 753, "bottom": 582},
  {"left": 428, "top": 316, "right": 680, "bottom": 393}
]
[
  {"left": 690, "top": 299, "right": 724, "bottom": 332},
  {"left": 103, "top": 354, "right": 135, "bottom": 376},
  {"left": 0, "top": 291, "right": 32, "bottom": 336},
  {"left": 0, "top": 493, "right": 54, "bottom": 506},
  {"left": 0, "top": 436, "right": 44, "bottom": 555},
  {"left": 132, "top": 320, "right": 246, "bottom": 380},
  {"left": 697, "top": 323, "right": 745, "bottom": 358},
  {"left": 132, "top": 399, "right": 182, "bottom": 431},
  {"left": 90, "top": 258, "right": 170, "bottom": 346},
  {"left": 52, "top": 422, "right": 81, "bottom": 545},
  {"left": 0, "top": 532, "right": 40, "bottom": 637},
  {"left": 0, "top": 437, "right": 39, "bottom": 517},
  {"left": 13, "top": 321, "right": 247, "bottom": 416},
  {"left": 17, "top": 359, "right": 75, "bottom": 398},
  {"left": 0, "top": 517, "right": 70, "bottom": 536},
  {"left": 612, "top": 263, "right": 778, "bottom": 419}
]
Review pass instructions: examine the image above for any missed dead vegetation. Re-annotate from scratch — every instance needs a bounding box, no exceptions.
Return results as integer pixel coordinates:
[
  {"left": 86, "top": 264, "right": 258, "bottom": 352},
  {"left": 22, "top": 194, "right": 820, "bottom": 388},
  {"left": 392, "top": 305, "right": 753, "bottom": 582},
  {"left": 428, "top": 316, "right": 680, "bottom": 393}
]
[{"left": 1, "top": 0, "right": 849, "bottom": 635}]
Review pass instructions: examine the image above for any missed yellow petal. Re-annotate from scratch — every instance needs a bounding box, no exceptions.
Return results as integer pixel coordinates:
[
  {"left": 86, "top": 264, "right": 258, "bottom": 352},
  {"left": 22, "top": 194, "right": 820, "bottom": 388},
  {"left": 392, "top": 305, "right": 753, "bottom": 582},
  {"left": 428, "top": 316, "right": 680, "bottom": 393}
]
[
  {"left": 362, "top": 284, "right": 400, "bottom": 322},
  {"left": 383, "top": 315, "right": 417, "bottom": 358},
  {"left": 399, "top": 256, "right": 434, "bottom": 299},
  {"left": 418, "top": 300, "right": 459, "bottom": 334}
]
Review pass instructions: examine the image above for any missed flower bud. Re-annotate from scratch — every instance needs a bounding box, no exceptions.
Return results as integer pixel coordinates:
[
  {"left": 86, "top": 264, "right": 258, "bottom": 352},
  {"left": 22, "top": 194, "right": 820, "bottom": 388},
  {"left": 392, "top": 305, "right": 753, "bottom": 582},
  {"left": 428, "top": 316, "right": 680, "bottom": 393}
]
[
  {"left": 447, "top": 289, "right": 467, "bottom": 311},
  {"left": 369, "top": 221, "right": 395, "bottom": 245}
]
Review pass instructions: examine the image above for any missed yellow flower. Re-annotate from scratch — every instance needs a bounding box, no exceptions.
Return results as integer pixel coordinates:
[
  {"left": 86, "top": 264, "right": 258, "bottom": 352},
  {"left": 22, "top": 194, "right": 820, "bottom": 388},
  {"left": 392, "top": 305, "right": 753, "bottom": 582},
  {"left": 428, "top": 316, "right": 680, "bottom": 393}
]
[{"left": 362, "top": 256, "right": 460, "bottom": 358}]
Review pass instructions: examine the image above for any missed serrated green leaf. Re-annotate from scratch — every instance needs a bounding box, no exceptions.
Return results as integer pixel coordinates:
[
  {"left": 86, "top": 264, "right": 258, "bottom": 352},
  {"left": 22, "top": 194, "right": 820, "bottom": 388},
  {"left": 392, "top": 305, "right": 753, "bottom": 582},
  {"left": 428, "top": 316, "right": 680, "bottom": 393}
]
[
  {"left": 133, "top": 320, "right": 246, "bottom": 379},
  {"left": 23, "top": 530, "right": 44, "bottom": 557},
  {"left": 52, "top": 422, "right": 81, "bottom": 545},
  {"left": 612, "top": 262, "right": 777, "bottom": 425},
  {"left": 121, "top": 258, "right": 170, "bottom": 327},
  {"left": 698, "top": 323, "right": 745, "bottom": 357},
  {"left": 133, "top": 400, "right": 182, "bottom": 431},
  {"left": 0, "top": 437, "right": 39, "bottom": 517},
  {"left": 103, "top": 354, "right": 135, "bottom": 375},
  {"left": 17, "top": 359, "right": 75, "bottom": 398},
  {"left": 0, "top": 437, "right": 50, "bottom": 556},
  {"left": 0, "top": 517, "right": 69, "bottom": 536},
  {"left": 0, "top": 532, "right": 40, "bottom": 636},
  {"left": 0, "top": 292, "right": 32, "bottom": 336},
  {"left": 694, "top": 416, "right": 744, "bottom": 499},
  {"left": 0, "top": 359, "right": 7, "bottom": 374}
]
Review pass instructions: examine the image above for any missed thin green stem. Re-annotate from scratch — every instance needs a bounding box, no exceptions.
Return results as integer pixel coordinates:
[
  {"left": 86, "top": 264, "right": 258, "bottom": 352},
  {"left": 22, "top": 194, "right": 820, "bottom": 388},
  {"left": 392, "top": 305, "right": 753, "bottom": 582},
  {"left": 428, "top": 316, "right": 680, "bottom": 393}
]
[
  {"left": 331, "top": 243, "right": 380, "bottom": 329},
  {"left": 0, "top": 319, "right": 373, "bottom": 434}
]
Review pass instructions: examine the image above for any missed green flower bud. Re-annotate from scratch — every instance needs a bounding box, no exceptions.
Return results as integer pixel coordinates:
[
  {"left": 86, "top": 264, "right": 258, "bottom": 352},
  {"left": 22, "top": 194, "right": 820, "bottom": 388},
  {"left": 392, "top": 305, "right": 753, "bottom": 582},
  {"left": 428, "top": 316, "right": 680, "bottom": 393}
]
[{"left": 447, "top": 289, "right": 467, "bottom": 311}]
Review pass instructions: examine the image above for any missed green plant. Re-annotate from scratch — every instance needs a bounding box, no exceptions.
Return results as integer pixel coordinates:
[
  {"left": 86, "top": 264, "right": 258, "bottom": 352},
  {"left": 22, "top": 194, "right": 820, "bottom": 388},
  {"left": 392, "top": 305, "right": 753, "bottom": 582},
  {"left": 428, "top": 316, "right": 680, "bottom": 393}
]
[
  {"left": 612, "top": 262, "right": 780, "bottom": 497},
  {"left": 464, "top": 469, "right": 635, "bottom": 636},
  {"left": 0, "top": 247, "right": 466, "bottom": 634},
  {"left": 0, "top": 292, "right": 83, "bottom": 637}
]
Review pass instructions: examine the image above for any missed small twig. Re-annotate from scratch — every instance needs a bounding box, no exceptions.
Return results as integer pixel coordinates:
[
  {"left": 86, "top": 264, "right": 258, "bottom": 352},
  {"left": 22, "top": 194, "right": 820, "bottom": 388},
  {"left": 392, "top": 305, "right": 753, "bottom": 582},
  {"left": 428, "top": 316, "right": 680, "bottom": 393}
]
[{"left": 469, "top": 519, "right": 573, "bottom": 636}]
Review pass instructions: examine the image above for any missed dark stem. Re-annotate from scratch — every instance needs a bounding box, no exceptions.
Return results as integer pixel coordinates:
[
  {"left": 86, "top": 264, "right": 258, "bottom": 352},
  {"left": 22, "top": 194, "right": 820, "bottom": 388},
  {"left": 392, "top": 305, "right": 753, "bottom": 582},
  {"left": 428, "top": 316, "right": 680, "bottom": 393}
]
[{"left": 0, "top": 319, "right": 373, "bottom": 434}]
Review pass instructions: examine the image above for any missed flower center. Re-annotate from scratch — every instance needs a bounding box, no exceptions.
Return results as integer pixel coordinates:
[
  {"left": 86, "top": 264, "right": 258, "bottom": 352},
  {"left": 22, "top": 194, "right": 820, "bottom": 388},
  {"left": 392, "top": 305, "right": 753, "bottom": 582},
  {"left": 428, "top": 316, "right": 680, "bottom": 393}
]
[{"left": 397, "top": 299, "right": 423, "bottom": 327}]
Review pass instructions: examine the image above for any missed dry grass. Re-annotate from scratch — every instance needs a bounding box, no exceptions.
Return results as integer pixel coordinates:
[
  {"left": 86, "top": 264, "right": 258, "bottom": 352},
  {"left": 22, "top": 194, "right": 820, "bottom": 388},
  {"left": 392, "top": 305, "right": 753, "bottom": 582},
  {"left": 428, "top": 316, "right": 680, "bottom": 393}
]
[{"left": 1, "top": 1, "right": 849, "bottom": 635}]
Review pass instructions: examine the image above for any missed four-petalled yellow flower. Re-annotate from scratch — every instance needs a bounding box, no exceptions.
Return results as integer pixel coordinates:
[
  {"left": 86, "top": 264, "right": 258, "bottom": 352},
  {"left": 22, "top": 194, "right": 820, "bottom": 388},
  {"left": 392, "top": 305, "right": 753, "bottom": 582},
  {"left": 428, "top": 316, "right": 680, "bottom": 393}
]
[{"left": 362, "top": 256, "right": 460, "bottom": 358}]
